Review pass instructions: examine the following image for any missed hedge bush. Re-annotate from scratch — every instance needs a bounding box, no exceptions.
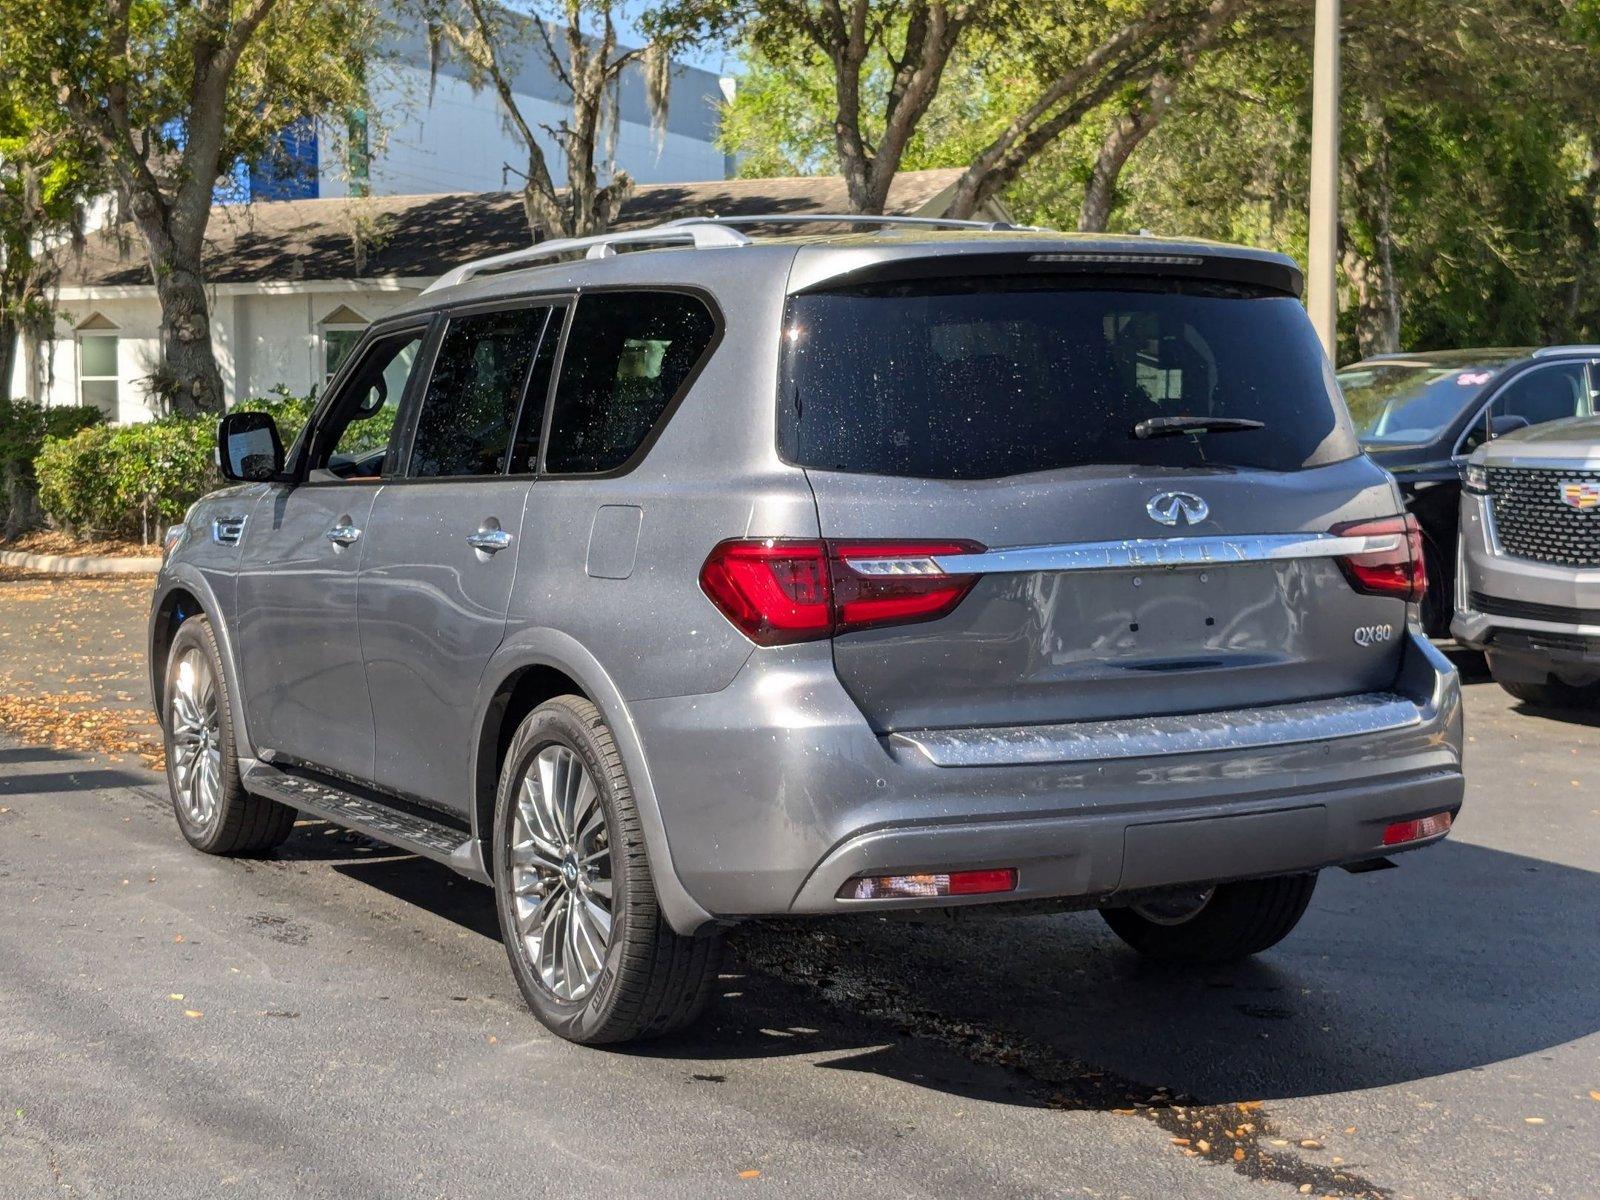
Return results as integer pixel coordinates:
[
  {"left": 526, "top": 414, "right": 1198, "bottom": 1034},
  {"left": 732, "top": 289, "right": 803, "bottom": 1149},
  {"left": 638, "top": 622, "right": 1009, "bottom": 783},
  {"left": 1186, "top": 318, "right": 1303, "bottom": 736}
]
[
  {"left": 33, "top": 388, "right": 325, "bottom": 540},
  {"left": 0, "top": 398, "right": 105, "bottom": 538},
  {"left": 36, "top": 418, "right": 216, "bottom": 540}
]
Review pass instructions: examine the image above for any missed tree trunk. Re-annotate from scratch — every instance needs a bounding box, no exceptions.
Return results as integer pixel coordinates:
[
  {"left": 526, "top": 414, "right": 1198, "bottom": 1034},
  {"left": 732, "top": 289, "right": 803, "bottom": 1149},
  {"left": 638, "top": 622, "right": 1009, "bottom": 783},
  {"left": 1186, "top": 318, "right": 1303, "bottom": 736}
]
[
  {"left": 0, "top": 311, "right": 16, "bottom": 405},
  {"left": 1080, "top": 108, "right": 1154, "bottom": 232},
  {"left": 134, "top": 201, "right": 224, "bottom": 416}
]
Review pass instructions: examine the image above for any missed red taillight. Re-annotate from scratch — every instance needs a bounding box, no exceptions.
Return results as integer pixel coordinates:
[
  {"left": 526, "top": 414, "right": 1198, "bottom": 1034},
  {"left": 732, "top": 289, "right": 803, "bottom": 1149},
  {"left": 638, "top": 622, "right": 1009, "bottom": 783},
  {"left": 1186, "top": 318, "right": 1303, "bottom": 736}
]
[
  {"left": 1382, "top": 811, "right": 1453, "bottom": 846},
  {"left": 1331, "top": 514, "right": 1427, "bottom": 603},
  {"left": 840, "top": 868, "right": 1017, "bottom": 900},
  {"left": 699, "top": 538, "right": 984, "bottom": 645},
  {"left": 697, "top": 540, "right": 832, "bottom": 645}
]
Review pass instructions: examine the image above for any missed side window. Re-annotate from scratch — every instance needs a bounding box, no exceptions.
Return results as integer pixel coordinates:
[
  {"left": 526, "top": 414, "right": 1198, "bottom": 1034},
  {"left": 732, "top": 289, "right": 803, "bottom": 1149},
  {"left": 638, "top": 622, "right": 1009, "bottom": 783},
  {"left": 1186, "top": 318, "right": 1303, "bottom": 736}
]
[
  {"left": 408, "top": 306, "right": 550, "bottom": 479},
  {"left": 308, "top": 329, "right": 424, "bottom": 478},
  {"left": 1490, "top": 363, "right": 1590, "bottom": 428},
  {"left": 543, "top": 292, "right": 717, "bottom": 474}
]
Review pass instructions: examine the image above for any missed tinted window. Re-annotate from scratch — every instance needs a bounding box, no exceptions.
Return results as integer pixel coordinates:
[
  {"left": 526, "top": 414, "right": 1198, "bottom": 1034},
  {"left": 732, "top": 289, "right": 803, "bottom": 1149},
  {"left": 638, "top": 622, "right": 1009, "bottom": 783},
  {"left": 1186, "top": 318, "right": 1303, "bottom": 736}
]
[
  {"left": 1491, "top": 363, "right": 1591, "bottom": 426},
  {"left": 1340, "top": 362, "right": 1499, "bottom": 446},
  {"left": 780, "top": 278, "right": 1355, "bottom": 479},
  {"left": 409, "top": 307, "right": 547, "bottom": 479},
  {"left": 544, "top": 292, "right": 717, "bottom": 474}
]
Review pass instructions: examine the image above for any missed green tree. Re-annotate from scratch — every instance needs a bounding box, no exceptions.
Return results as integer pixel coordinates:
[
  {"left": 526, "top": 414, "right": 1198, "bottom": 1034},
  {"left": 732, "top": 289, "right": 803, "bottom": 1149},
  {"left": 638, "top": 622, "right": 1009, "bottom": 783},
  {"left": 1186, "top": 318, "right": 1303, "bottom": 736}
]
[
  {"left": 0, "top": 0, "right": 377, "bottom": 414},
  {"left": 425, "top": 0, "right": 677, "bottom": 238},
  {"left": 674, "top": 0, "right": 1259, "bottom": 215},
  {"left": 0, "top": 95, "right": 96, "bottom": 406}
]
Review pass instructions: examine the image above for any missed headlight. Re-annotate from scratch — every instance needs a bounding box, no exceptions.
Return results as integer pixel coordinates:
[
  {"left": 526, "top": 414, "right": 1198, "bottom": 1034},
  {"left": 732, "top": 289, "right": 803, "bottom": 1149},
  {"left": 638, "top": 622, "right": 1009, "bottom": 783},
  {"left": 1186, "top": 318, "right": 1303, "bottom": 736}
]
[
  {"left": 162, "top": 523, "right": 187, "bottom": 559},
  {"left": 1462, "top": 463, "right": 1489, "bottom": 494}
]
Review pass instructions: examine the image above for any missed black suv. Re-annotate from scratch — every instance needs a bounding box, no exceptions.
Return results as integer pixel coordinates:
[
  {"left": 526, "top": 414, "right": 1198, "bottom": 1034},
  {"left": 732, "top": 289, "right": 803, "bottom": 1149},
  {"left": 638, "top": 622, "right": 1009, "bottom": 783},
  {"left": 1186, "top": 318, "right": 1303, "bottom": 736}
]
[{"left": 1340, "top": 347, "right": 1600, "bottom": 634}]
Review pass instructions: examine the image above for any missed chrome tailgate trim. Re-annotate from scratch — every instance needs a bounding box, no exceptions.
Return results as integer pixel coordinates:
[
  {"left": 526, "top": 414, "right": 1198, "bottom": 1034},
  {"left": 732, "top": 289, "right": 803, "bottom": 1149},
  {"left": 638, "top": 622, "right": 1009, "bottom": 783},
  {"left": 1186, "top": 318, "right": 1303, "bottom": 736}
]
[
  {"left": 930, "top": 532, "right": 1390, "bottom": 576},
  {"left": 892, "top": 692, "right": 1422, "bottom": 768}
]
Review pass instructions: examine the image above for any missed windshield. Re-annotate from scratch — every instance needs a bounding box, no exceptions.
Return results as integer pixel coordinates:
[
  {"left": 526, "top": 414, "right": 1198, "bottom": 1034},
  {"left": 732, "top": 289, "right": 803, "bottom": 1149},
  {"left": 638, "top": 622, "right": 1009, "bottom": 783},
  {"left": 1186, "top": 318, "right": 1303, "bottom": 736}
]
[
  {"left": 779, "top": 277, "right": 1355, "bottom": 480},
  {"left": 1340, "top": 361, "right": 1499, "bottom": 446}
]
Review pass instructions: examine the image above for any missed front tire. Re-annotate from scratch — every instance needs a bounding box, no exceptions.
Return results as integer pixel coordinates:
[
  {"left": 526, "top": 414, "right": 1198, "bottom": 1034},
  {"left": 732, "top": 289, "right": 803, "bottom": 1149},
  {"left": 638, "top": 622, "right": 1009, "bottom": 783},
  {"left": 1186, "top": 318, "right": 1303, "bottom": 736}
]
[
  {"left": 493, "top": 696, "right": 722, "bottom": 1045},
  {"left": 162, "top": 616, "right": 296, "bottom": 855},
  {"left": 1492, "top": 672, "right": 1600, "bottom": 708},
  {"left": 1101, "top": 873, "right": 1318, "bottom": 964}
]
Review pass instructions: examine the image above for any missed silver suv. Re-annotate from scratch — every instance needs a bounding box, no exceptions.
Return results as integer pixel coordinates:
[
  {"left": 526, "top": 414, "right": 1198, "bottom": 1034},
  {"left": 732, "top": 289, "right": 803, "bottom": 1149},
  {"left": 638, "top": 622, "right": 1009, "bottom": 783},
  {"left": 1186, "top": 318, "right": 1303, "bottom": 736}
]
[
  {"left": 150, "top": 217, "right": 1464, "bottom": 1044},
  {"left": 1455, "top": 414, "right": 1600, "bottom": 704}
]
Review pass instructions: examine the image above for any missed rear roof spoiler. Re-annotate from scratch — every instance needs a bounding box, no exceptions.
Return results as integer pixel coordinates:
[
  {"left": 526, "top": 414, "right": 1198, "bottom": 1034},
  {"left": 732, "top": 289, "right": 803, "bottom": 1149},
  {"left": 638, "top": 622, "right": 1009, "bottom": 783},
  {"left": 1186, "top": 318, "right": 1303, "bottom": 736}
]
[{"left": 785, "top": 245, "right": 1304, "bottom": 298}]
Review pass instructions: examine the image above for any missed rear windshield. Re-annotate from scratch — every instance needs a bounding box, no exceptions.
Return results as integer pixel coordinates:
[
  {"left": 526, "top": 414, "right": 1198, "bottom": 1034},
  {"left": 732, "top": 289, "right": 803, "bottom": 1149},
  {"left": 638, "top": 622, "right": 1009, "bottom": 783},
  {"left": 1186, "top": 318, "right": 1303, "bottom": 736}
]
[{"left": 778, "top": 277, "right": 1356, "bottom": 479}]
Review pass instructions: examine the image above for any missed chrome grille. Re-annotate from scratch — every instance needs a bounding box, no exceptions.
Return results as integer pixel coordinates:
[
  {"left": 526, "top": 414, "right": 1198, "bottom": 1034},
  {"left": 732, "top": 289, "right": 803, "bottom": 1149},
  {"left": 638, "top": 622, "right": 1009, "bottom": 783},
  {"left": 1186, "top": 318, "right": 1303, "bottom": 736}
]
[{"left": 1487, "top": 466, "right": 1600, "bottom": 566}]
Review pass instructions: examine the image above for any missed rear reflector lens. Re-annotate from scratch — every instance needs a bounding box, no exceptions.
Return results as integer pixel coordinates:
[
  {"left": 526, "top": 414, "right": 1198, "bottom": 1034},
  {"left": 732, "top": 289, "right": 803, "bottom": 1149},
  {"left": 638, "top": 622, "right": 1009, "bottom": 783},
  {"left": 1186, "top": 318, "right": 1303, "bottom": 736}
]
[
  {"left": 1382, "top": 811, "right": 1453, "bottom": 846},
  {"left": 700, "top": 538, "right": 983, "bottom": 645},
  {"left": 1331, "top": 513, "right": 1427, "bottom": 603},
  {"left": 841, "top": 868, "right": 1017, "bottom": 901}
]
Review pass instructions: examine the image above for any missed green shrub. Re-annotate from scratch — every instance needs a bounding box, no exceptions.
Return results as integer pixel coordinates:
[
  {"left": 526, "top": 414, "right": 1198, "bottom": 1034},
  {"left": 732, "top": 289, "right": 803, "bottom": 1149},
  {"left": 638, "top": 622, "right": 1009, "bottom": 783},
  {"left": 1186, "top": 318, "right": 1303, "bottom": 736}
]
[
  {"left": 0, "top": 398, "right": 105, "bottom": 537},
  {"left": 36, "top": 417, "right": 216, "bottom": 539}
]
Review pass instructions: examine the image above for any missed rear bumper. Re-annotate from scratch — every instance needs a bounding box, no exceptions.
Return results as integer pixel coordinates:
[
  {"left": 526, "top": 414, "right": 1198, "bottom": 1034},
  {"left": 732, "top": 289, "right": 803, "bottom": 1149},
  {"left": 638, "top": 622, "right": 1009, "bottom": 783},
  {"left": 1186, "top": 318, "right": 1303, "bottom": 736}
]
[{"left": 631, "top": 630, "right": 1463, "bottom": 919}]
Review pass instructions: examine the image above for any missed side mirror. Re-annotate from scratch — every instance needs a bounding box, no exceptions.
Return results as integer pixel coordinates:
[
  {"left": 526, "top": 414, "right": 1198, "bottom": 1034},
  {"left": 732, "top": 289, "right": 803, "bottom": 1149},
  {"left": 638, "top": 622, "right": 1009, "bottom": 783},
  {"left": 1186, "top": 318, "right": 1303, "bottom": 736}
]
[
  {"left": 1489, "top": 413, "right": 1530, "bottom": 438},
  {"left": 217, "top": 411, "right": 284, "bottom": 482}
]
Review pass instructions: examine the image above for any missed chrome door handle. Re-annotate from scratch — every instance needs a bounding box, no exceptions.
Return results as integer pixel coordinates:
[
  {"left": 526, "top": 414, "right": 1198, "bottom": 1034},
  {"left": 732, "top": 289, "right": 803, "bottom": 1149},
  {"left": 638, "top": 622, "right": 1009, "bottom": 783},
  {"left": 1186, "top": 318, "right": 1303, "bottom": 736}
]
[
  {"left": 467, "top": 527, "right": 513, "bottom": 553},
  {"left": 325, "top": 523, "right": 362, "bottom": 546}
]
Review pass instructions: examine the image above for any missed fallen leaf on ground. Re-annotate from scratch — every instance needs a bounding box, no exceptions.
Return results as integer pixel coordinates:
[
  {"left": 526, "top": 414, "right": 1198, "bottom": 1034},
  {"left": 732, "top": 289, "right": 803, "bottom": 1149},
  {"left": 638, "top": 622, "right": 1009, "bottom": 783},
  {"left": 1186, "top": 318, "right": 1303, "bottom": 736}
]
[{"left": 183, "top": 1010, "right": 203, "bottom": 1019}]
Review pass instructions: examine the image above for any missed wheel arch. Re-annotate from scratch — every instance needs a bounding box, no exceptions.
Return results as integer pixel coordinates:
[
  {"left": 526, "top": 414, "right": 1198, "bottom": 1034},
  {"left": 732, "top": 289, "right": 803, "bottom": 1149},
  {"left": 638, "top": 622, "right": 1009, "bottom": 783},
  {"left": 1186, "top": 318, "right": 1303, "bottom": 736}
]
[
  {"left": 148, "top": 566, "right": 257, "bottom": 761},
  {"left": 471, "top": 631, "right": 717, "bottom": 936}
]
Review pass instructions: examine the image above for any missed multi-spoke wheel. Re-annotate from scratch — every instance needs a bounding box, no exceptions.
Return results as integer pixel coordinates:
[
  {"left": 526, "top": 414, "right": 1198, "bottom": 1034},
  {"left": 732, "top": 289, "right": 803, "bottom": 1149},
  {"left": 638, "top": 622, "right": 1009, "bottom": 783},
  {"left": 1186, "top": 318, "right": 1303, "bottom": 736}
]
[
  {"left": 509, "top": 745, "right": 614, "bottom": 1003},
  {"left": 493, "top": 695, "right": 723, "bottom": 1044},
  {"left": 169, "top": 648, "right": 223, "bottom": 829},
  {"left": 162, "top": 615, "right": 296, "bottom": 855}
]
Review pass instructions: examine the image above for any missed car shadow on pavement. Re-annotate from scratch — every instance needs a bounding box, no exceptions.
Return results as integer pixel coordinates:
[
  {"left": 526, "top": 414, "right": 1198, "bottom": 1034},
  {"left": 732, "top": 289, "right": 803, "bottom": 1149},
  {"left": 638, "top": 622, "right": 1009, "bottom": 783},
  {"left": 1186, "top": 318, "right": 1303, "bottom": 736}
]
[
  {"left": 0, "top": 766, "right": 152, "bottom": 795},
  {"left": 0, "top": 745, "right": 72, "bottom": 765},
  {"left": 311, "top": 830, "right": 1600, "bottom": 1118}
]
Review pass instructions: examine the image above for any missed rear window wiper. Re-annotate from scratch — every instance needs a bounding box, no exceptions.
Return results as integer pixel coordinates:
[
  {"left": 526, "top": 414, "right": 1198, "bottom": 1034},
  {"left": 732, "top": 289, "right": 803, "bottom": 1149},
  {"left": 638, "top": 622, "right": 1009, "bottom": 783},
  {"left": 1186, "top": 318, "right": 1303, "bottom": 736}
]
[{"left": 1132, "top": 415, "right": 1266, "bottom": 440}]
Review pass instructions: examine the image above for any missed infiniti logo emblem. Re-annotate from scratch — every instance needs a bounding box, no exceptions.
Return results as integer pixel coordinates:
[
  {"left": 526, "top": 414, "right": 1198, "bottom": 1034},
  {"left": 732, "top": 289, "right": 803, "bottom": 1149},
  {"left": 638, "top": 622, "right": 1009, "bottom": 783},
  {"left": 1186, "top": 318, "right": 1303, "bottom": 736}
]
[{"left": 1146, "top": 491, "right": 1210, "bottom": 527}]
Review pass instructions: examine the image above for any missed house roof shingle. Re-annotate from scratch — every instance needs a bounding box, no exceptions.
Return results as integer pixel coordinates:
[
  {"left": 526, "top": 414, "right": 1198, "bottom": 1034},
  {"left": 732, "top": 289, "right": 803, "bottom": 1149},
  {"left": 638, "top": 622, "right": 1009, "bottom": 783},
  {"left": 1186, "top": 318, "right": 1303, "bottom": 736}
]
[{"left": 63, "top": 170, "right": 973, "bottom": 289}]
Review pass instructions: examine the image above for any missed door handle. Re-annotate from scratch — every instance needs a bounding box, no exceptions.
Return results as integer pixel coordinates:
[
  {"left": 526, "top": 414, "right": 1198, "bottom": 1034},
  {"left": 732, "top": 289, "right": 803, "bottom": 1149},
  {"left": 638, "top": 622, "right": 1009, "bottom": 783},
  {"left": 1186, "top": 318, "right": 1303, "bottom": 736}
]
[
  {"left": 325, "top": 523, "right": 362, "bottom": 546},
  {"left": 467, "top": 527, "right": 513, "bottom": 554}
]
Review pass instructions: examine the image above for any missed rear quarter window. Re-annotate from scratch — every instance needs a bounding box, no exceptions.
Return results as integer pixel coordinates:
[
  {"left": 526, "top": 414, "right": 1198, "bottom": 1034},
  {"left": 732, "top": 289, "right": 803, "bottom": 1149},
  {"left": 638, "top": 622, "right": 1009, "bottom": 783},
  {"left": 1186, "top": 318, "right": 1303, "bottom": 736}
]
[
  {"left": 779, "top": 277, "right": 1356, "bottom": 479},
  {"left": 543, "top": 291, "right": 718, "bottom": 474}
]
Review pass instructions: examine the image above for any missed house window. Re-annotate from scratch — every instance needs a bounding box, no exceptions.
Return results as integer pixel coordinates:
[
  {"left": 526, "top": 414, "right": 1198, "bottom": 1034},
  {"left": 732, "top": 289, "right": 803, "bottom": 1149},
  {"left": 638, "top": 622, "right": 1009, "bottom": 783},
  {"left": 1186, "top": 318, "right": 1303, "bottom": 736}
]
[
  {"left": 321, "top": 304, "right": 369, "bottom": 387},
  {"left": 76, "top": 315, "right": 121, "bottom": 417}
]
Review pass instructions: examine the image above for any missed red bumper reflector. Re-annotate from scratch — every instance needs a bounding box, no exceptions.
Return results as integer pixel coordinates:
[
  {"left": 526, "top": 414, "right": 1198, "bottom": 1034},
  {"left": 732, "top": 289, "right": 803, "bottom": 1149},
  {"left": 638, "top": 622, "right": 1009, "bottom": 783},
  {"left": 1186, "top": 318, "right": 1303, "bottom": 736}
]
[
  {"left": 1382, "top": 811, "right": 1454, "bottom": 846},
  {"left": 840, "top": 868, "right": 1018, "bottom": 901}
]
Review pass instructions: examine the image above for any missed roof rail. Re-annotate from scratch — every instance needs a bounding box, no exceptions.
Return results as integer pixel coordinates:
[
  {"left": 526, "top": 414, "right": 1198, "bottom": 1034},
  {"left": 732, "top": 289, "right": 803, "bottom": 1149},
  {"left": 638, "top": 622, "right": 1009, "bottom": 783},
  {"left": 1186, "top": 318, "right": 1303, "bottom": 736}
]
[
  {"left": 422, "top": 222, "right": 752, "bottom": 295},
  {"left": 1531, "top": 344, "right": 1600, "bottom": 358},
  {"left": 663, "top": 213, "right": 1033, "bottom": 233}
]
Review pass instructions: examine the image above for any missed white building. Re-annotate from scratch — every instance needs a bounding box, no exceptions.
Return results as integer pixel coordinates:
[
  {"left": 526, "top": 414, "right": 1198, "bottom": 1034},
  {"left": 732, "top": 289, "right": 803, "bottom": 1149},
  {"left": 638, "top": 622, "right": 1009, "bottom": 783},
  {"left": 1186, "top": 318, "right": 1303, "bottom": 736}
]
[{"left": 27, "top": 171, "right": 1006, "bottom": 419}]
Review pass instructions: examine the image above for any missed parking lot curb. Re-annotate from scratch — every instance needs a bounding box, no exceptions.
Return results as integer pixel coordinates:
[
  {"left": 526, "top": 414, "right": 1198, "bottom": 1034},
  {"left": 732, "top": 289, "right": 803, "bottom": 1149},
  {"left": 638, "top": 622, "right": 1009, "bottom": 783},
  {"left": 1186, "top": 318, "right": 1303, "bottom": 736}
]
[{"left": 0, "top": 549, "right": 161, "bottom": 576}]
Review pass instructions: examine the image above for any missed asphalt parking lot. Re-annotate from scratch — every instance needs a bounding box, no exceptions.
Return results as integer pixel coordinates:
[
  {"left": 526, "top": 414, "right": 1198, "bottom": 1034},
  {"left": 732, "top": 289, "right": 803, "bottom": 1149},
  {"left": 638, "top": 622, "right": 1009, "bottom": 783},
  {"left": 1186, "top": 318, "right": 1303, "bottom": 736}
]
[{"left": 1, "top": 567, "right": 1597, "bottom": 1199}]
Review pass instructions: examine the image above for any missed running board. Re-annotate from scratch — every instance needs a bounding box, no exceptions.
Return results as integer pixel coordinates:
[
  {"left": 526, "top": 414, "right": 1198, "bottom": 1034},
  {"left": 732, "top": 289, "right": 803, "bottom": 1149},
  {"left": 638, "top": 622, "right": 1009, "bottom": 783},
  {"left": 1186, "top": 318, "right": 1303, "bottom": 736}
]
[{"left": 242, "top": 763, "right": 490, "bottom": 884}]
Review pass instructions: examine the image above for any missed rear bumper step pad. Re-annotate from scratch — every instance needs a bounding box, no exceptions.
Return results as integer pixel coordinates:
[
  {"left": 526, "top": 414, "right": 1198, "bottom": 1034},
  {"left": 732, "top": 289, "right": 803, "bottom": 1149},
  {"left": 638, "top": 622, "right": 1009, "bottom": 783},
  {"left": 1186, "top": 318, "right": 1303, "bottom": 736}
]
[{"left": 891, "top": 692, "right": 1421, "bottom": 768}]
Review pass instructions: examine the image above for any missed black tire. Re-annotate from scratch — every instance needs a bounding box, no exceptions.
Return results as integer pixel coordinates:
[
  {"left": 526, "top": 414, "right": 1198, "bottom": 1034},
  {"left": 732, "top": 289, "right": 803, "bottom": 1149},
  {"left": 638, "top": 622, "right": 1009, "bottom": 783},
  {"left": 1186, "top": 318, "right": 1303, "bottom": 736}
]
[
  {"left": 1101, "top": 873, "right": 1318, "bottom": 964},
  {"left": 1494, "top": 675, "right": 1600, "bottom": 708},
  {"left": 493, "top": 695, "right": 722, "bottom": 1045},
  {"left": 162, "top": 616, "right": 296, "bottom": 855}
]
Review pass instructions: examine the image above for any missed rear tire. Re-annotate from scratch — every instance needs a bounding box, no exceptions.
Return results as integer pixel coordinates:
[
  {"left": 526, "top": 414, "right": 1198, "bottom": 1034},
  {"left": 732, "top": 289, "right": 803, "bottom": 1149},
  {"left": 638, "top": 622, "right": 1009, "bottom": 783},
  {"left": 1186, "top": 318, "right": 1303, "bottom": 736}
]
[
  {"left": 1101, "top": 873, "right": 1318, "bottom": 964},
  {"left": 493, "top": 695, "right": 722, "bottom": 1045},
  {"left": 162, "top": 616, "right": 296, "bottom": 855},
  {"left": 1494, "top": 674, "right": 1600, "bottom": 708}
]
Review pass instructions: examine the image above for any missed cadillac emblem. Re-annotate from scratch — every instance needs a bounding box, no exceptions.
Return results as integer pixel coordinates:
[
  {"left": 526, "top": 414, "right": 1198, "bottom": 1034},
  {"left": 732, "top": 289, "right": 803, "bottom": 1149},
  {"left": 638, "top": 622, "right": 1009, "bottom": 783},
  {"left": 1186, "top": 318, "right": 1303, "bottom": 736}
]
[{"left": 1559, "top": 481, "right": 1600, "bottom": 511}]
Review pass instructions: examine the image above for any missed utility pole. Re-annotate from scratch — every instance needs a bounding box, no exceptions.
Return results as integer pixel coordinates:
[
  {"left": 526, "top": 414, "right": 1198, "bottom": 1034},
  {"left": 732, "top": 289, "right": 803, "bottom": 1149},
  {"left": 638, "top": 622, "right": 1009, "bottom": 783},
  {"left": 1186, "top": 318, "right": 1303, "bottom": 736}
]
[{"left": 1307, "top": 0, "right": 1340, "bottom": 359}]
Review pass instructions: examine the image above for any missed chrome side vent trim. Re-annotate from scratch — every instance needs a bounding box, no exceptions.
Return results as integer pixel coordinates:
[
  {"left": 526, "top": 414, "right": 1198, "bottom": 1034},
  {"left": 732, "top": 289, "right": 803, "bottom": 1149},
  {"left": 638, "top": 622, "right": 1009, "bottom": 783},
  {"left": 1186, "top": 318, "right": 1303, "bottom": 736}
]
[{"left": 212, "top": 516, "right": 247, "bottom": 546}]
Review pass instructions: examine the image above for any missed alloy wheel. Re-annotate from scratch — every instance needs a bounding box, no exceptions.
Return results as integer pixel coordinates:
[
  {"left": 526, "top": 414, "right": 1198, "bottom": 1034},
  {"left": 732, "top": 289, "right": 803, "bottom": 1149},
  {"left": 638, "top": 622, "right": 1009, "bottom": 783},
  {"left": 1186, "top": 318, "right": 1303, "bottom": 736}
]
[
  {"left": 169, "top": 648, "right": 223, "bottom": 828},
  {"left": 509, "top": 744, "right": 614, "bottom": 1002}
]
